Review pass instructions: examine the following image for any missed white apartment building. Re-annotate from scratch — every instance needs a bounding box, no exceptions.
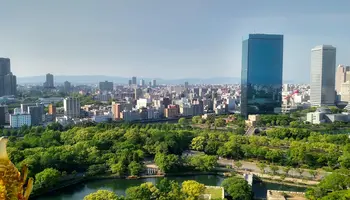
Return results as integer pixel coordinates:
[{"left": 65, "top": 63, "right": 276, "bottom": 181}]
[
  {"left": 10, "top": 114, "right": 31, "bottom": 128},
  {"left": 137, "top": 98, "right": 148, "bottom": 109},
  {"left": 64, "top": 97, "right": 81, "bottom": 118},
  {"left": 310, "top": 45, "right": 336, "bottom": 106}
]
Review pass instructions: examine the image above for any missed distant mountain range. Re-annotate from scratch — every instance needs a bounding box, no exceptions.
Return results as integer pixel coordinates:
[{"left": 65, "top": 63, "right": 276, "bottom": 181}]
[{"left": 17, "top": 75, "right": 241, "bottom": 85}]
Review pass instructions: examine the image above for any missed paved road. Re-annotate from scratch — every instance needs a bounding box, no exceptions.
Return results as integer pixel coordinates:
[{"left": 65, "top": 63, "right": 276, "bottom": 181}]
[{"left": 218, "top": 159, "right": 328, "bottom": 180}]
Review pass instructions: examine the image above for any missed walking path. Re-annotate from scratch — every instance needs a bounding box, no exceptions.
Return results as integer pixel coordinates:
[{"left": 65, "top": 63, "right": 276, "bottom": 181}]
[{"left": 218, "top": 158, "right": 327, "bottom": 182}]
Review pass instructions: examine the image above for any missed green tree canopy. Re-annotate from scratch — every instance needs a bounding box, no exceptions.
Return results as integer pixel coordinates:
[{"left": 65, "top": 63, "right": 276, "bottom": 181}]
[
  {"left": 84, "top": 190, "right": 122, "bottom": 200},
  {"left": 221, "top": 176, "right": 253, "bottom": 200}
]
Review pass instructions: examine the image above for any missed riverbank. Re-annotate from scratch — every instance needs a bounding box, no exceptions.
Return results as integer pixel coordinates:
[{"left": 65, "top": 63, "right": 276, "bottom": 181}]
[
  {"left": 33, "top": 174, "right": 308, "bottom": 200},
  {"left": 31, "top": 169, "right": 314, "bottom": 199}
]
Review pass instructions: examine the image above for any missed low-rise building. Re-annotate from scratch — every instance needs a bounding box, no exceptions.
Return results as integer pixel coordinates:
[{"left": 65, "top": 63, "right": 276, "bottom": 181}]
[
  {"left": 164, "top": 105, "right": 179, "bottom": 118},
  {"left": 121, "top": 110, "right": 140, "bottom": 122},
  {"left": 10, "top": 113, "right": 31, "bottom": 128}
]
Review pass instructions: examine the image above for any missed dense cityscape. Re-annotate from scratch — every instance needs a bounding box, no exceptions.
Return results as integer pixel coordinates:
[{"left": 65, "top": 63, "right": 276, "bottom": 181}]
[{"left": 1, "top": 2, "right": 350, "bottom": 200}]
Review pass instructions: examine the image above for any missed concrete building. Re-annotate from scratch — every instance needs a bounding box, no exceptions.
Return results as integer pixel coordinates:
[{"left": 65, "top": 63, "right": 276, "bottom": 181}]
[
  {"left": 147, "top": 108, "right": 160, "bottom": 119},
  {"left": 136, "top": 98, "right": 148, "bottom": 109},
  {"left": 0, "top": 106, "right": 6, "bottom": 125},
  {"left": 152, "top": 79, "right": 156, "bottom": 87},
  {"left": 64, "top": 81, "right": 72, "bottom": 93},
  {"left": 341, "top": 81, "right": 350, "bottom": 102},
  {"left": 335, "top": 65, "right": 350, "bottom": 94},
  {"left": 306, "top": 107, "right": 350, "bottom": 124},
  {"left": 140, "top": 79, "right": 145, "bottom": 87},
  {"left": 21, "top": 103, "right": 36, "bottom": 114},
  {"left": 64, "top": 97, "right": 81, "bottom": 118},
  {"left": 164, "top": 105, "right": 179, "bottom": 118},
  {"left": 132, "top": 76, "right": 137, "bottom": 85},
  {"left": 44, "top": 73, "right": 54, "bottom": 88},
  {"left": 111, "top": 102, "right": 122, "bottom": 120},
  {"left": 134, "top": 88, "right": 143, "bottom": 99},
  {"left": 10, "top": 113, "right": 31, "bottom": 128},
  {"left": 310, "top": 45, "right": 336, "bottom": 106},
  {"left": 0, "top": 58, "right": 17, "bottom": 97},
  {"left": 99, "top": 81, "right": 113, "bottom": 92},
  {"left": 28, "top": 105, "right": 43, "bottom": 126},
  {"left": 121, "top": 110, "right": 140, "bottom": 122},
  {"left": 139, "top": 107, "right": 148, "bottom": 120},
  {"left": 179, "top": 103, "right": 194, "bottom": 116}
]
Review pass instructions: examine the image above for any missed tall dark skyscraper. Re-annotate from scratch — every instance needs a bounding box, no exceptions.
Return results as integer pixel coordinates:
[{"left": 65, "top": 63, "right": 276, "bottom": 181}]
[
  {"left": 44, "top": 73, "right": 54, "bottom": 88},
  {"left": 240, "top": 34, "right": 283, "bottom": 118},
  {"left": 0, "top": 58, "right": 17, "bottom": 97}
]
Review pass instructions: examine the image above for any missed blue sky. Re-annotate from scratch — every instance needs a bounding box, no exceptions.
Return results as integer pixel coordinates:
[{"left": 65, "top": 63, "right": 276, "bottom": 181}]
[{"left": 0, "top": 0, "right": 350, "bottom": 83}]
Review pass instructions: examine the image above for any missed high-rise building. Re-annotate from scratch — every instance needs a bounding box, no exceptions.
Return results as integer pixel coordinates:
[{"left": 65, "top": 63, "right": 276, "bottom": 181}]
[
  {"left": 128, "top": 80, "right": 132, "bottom": 86},
  {"left": 152, "top": 79, "right": 156, "bottom": 87},
  {"left": 134, "top": 88, "right": 142, "bottom": 99},
  {"left": 184, "top": 82, "right": 189, "bottom": 89},
  {"left": 0, "top": 106, "right": 6, "bottom": 125},
  {"left": 63, "top": 97, "right": 81, "bottom": 118},
  {"left": 310, "top": 45, "right": 336, "bottom": 106},
  {"left": 335, "top": 65, "right": 350, "bottom": 96},
  {"left": 111, "top": 102, "right": 122, "bottom": 120},
  {"left": 28, "top": 105, "right": 43, "bottom": 126},
  {"left": 132, "top": 77, "right": 137, "bottom": 85},
  {"left": 48, "top": 104, "right": 56, "bottom": 115},
  {"left": 0, "top": 58, "right": 17, "bottom": 97},
  {"left": 44, "top": 73, "right": 54, "bottom": 88},
  {"left": 240, "top": 34, "right": 284, "bottom": 117},
  {"left": 140, "top": 79, "right": 145, "bottom": 87},
  {"left": 99, "top": 81, "right": 113, "bottom": 91},
  {"left": 64, "top": 81, "right": 72, "bottom": 93},
  {"left": 21, "top": 103, "right": 36, "bottom": 114}
]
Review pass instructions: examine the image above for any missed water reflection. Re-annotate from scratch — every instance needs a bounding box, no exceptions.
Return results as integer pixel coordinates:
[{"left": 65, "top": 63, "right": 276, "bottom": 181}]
[{"left": 34, "top": 175, "right": 306, "bottom": 200}]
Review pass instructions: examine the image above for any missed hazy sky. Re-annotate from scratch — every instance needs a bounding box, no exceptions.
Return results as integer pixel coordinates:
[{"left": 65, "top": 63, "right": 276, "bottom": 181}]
[{"left": 0, "top": 0, "right": 350, "bottom": 82}]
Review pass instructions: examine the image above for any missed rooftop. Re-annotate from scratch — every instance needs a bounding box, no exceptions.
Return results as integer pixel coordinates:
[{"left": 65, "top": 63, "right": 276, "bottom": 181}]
[{"left": 312, "top": 45, "right": 336, "bottom": 50}]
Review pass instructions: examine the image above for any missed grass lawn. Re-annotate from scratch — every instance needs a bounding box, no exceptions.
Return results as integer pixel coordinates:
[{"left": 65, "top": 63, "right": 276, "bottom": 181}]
[{"left": 204, "top": 187, "right": 223, "bottom": 199}]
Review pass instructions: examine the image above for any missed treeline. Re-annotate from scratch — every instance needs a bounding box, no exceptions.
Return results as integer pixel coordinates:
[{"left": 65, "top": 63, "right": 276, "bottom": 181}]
[
  {"left": 191, "top": 127, "right": 350, "bottom": 169},
  {"left": 6, "top": 123, "right": 217, "bottom": 191},
  {"left": 6, "top": 121, "right": 350, "bottom": 193},
  {"left": 84, "top": 176, "right": 253, "bottom": 200},
  {"left": 306, "top": 168, "right": 350, "bottom": 199}
]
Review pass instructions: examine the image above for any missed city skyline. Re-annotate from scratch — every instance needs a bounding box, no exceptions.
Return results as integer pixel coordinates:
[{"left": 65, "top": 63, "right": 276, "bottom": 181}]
[{"left": 1, "top": 1, "right": 350, "bottom": 82}]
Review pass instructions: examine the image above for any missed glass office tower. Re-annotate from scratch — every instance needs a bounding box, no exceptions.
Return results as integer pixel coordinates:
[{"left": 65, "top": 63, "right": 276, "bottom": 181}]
[{"left": 240, "top": 34, "right": 283, "bottom": 118}]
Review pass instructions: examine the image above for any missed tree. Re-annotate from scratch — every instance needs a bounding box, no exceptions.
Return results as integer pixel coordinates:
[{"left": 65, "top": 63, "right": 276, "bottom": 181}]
[
  {"left": 235, "top": 161, "right": 242, "bottom": 169},
  {"left": 214, "top": 118, "right": 226, "bottom": 127},
  {"left": 178, "top": 118, "right": 188, "bottom": 126},
  {"left": 295, "top": 168, "right": 303, "bottom": 178},
  {"left": 87, "top": 164, "right": 108, "bottom": 176},
  {"left": 221, "top": 177, "right": 253, "bottom": 200},
  {"left": 190, "top": 136, "right": 206, "bottom": 151},
  {"left": 111, "top": 162, "right": 126, "bottom": 176},
  {"left": 154, "top": 153, "right": 180, "bottom": 173},
  {"left": 192, "top": 116, "right": 201, "bottom": 124},
  {"left": 126, "top": 182, "right": 159, "bottom": 200},
  {"left": 283, "top": 166, "right": 291, "bottom": 176},
  {"left": 309, "top": 170, "right": 318, "bottom": 179},
  {"left": 84, "top": 190, "right": 122, "bottom": 200},
  {"left": 270, "top": 165, "right": 279, "bottom": 175},
  {"left": 181, "top": 180, "right": 205, "bottom": 200},
  {"left": 157, "top": 178, "right": 185, "bottom": 200},
  {"left": 188, "top": 154, "right": 218, "bottom": 172},
  {"left": 306, "top": 169, "right": 350, "bottom": 199},
  {"left": 128, "top": 161, "right": 143, "bottom": 176},
  {"left": 258, "top": 163, "right": 266, "bottom": 174},
  {"left": 34, "top": 168, "right": 61, "bottom": 190}
]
